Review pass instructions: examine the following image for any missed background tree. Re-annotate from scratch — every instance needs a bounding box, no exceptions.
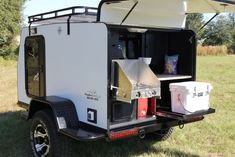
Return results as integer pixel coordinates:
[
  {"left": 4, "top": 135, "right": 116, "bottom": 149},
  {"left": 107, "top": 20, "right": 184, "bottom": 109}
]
[
  {"left": 203, "top": 16, "right": 231, "bottom": 46},
  {"left": 186, "top": 13, "right": 204, "bottom": 40},
  {"left": 202, "top": 16, "right": 233, "bottom": 47},
  {"left": 228, "top": 13, "right": 235, "bottom": 27},
  {"left": 228, "top": 13, "right": 235, "bottom": 53},
  {"left": 0, "top": 0, "right": 24, "bottom": 59}
]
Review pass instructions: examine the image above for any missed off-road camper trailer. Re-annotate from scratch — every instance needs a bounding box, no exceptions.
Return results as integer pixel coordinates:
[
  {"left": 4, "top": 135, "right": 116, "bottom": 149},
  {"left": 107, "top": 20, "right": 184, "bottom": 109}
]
[{"left": 17, "top": 0, "right": 235, "bottom": 156}]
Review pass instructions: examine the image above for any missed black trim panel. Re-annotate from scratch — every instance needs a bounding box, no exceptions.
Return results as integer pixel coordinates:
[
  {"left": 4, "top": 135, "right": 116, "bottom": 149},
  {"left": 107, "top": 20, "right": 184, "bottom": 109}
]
[
  {"left": 79, "top": 122, "right": 107, "bottom": 133},
  {"left": 17, "top": 101, "right": 30, "bottom": 110},
  {"left": 29, "top": 96, "right": 78, "bottom": 129},
  {"left": 28, "top": 96, "right": 108, "bottom": 141},
  {"left": 60, "top": 128, "right": 106, "bottom": 141}
]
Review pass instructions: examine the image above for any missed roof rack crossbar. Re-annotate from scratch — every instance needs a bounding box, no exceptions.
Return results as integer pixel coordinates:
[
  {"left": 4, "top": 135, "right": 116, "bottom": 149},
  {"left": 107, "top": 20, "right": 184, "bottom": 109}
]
[{"left": 28, "top": 6, "right": 98, "bottom": 24}]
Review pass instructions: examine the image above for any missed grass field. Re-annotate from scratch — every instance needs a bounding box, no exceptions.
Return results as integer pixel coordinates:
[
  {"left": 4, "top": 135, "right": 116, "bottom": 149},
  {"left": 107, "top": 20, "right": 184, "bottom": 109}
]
[{"left": 0, "top": 56, "right": 235, "bottom": 157}]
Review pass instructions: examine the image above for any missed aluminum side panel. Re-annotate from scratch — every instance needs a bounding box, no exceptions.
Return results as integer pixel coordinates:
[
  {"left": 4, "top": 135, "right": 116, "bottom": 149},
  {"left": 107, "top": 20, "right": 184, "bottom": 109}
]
[
  {"left": 17, "top": 28, "right": 31, "bottom": 105},
  {"left": 37, "top": 23, "right": 108, "bottom": 129}
]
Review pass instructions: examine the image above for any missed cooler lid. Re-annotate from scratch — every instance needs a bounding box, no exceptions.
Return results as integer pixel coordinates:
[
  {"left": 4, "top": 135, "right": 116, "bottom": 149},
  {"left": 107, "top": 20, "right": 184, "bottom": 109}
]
[
  {"left": 170, "top": 82, "right": 212, "bottom": 93},
  {"left": 98, "top": 0, "right": 235, "bottom": 28}
]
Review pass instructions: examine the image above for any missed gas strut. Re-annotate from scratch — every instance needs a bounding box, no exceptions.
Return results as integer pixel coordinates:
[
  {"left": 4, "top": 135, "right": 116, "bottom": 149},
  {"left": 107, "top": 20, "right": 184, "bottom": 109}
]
[
  {"left": 189, "top": 13, "right": 219, "bottom": 43},
  {"left": 120, "top": 0, "right": 138, "bottom": 25},
  {"left": 198, "top": 13, "right": 219, "bottom": 33}
]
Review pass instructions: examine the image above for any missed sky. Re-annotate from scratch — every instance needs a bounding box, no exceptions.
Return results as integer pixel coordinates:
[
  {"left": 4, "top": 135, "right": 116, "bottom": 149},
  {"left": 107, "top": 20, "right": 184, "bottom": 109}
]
[
  {"left": 23, "top": 0, "right": 223, "bottom": 24},
  {"left": 23, "top": 0, "right": 101, "bottom": 23}
]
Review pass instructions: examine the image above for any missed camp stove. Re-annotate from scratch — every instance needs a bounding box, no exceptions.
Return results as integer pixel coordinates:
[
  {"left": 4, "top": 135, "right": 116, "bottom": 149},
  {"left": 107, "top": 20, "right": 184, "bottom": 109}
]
[{"left": 111, "top": 59, "right": 161, "bottom": 103}]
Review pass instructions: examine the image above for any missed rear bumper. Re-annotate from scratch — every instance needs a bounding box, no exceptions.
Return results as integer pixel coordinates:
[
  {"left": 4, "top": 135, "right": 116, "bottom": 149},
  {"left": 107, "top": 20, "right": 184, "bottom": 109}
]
[
  {"left": 59, "top": 108, "right": 215, "bottom": 141},
  {"left": 59, "top": 122, "right": 162, "bottom": 141}
]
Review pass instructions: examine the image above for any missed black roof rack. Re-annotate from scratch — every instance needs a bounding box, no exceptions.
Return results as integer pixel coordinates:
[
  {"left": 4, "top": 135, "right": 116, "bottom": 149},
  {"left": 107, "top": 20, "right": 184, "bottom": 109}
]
[{"left": 28, "top": 6, "right": 98, "bottom": 24}]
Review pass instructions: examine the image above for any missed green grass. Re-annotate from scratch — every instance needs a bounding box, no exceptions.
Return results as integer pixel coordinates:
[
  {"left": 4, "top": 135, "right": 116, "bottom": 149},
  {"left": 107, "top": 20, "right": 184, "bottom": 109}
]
[{"left": 0, "top": 56, "right": 235, "bottom": 157}]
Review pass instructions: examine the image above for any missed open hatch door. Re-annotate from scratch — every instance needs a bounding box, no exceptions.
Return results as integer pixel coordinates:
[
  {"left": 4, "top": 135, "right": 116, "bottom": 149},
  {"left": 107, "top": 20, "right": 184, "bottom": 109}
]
[{"left": 98, "top": 0, "right": 235, "bottom": 28}]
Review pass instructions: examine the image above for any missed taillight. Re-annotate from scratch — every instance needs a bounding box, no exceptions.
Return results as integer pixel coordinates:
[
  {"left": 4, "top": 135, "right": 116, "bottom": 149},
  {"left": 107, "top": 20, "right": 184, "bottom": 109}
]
[{"left": 108, "top": 129, "right": 138, "bottom": 140}]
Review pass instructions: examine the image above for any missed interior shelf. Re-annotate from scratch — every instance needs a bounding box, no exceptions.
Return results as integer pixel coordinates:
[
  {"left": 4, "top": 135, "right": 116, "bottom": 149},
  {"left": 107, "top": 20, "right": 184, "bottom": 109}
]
[
  {"left": 156, "top": 74, "right": 192, "bottom": 81},
  {"left": 156, "top": 108, "right": 215, "bottom": 120}
]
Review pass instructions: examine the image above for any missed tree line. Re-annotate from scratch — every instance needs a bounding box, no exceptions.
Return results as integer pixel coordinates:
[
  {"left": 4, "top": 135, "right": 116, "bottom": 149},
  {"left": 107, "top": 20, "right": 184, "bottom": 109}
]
[
  {"left": 0, "top": 1, "right": 235, "bottom": 59},
  {"left": 186, "top": 13, "right": 235, "bottom": 53},
  {"left": 0, "top": 0, "right": 23, "bottom": 59}
]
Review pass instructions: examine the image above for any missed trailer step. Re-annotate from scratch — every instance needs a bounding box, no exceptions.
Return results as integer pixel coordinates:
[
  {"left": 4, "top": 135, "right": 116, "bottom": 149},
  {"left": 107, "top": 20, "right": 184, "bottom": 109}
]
[
  {"left": 20, "top": 111, "right": 28, "bottom": 119},
  {"left": 59, "top": 128, "right": 106, "bottom": 141},
  {"left": 156, "top": 108, "right": 215, "bottom": 121}
]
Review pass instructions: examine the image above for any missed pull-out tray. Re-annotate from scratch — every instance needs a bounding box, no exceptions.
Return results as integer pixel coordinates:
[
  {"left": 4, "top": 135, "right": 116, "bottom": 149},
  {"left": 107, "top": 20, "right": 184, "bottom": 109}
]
[{"left": 156, "top": 108, "right": 215, "bottom": 121}]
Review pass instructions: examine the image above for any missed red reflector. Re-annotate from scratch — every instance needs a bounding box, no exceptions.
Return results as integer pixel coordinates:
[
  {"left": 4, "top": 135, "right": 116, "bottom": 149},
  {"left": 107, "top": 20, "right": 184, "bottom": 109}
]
[{"left": 109, "top": 129, "right": 138, "bottom": 140}]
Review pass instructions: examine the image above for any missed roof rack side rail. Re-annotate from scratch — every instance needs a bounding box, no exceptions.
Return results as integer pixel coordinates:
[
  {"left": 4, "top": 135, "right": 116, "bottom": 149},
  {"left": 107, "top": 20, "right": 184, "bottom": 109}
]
[{"left": 28, "top": 6, "right": 98, "bottom": 24}]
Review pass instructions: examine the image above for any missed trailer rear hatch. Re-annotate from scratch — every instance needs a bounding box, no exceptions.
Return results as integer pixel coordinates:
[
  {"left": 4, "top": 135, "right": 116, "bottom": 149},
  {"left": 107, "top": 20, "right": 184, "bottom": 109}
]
[{"left": 98, "top": 0, "right": 235, "bottom": 28}]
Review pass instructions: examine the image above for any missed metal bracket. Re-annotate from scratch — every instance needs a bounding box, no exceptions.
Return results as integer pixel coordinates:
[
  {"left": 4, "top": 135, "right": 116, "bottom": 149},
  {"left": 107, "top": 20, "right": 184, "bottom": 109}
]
[
  {"left": 67, "top": 15, "right": 72, "bottom": 35},
  {"left": 178, "top": 121, "right": 184, "bottom": 129},
  {"left": 29, "top": 23, "right": 32, "bottom": 36}
]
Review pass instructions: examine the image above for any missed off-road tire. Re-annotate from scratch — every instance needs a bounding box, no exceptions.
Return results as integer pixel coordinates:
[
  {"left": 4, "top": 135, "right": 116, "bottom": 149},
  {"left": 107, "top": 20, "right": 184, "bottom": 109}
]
[
  {"left": 145, "top": 127, "right": 173, "bottom": 141},
  {"left": 30, "top": 109, "right": 71, "bottom": 157}
]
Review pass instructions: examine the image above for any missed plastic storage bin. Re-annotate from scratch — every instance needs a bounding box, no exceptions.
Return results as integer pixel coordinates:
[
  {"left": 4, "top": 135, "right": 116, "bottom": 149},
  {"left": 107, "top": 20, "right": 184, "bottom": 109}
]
[{"left": 170, "top": 81, "right": 212, "bottom": 114}]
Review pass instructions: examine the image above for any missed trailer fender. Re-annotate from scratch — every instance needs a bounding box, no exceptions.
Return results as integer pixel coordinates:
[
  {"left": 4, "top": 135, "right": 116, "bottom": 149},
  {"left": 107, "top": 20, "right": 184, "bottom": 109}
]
[{"left": 28, "top": 96, "right": 78, "bottom": 130}]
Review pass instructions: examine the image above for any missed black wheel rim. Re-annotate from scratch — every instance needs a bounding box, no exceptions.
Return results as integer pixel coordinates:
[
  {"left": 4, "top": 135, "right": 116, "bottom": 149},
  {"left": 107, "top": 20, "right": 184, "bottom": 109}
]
[{"left": 33, "top": 123, "right": 50, "bottom": 156}]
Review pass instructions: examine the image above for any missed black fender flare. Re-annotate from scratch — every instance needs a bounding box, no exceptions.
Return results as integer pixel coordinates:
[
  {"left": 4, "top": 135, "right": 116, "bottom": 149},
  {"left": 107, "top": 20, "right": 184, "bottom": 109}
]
[{"left": 28, "top": 96, "right": 79, "bottom": 130}]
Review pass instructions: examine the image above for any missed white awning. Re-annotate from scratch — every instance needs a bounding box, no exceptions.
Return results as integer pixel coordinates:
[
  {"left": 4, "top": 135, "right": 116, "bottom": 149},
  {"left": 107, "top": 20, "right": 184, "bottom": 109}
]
[{"left": 99, "top": 0, "right": 235, "bottom": 28}]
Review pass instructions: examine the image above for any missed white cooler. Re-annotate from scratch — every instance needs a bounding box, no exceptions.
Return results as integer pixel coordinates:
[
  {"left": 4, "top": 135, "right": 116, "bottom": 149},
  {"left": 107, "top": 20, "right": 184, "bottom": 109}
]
[{"left": 169, "top": 81, "right": 212, "bottom": 114}]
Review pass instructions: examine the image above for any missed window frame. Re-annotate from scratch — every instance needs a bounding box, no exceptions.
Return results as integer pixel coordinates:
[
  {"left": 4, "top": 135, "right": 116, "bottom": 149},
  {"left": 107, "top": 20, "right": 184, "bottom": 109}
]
[{"left": 24, "top": 35, "right": 46, "bottom": 98}]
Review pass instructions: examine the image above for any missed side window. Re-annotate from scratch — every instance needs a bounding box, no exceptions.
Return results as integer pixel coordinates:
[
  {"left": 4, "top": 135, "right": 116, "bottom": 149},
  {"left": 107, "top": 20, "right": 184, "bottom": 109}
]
[{"left": 25, "top": 36, "right": 45, "bottom": 97}]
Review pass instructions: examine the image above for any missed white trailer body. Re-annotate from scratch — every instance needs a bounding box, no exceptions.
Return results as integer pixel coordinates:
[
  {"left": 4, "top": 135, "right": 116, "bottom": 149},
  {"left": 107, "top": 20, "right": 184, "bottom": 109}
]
[
  {"left": 18, "top": 23, "right": 109, "bottom": 129},
  {"left": 16, "top": 0, "right": 235, "bottom": 156}
]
